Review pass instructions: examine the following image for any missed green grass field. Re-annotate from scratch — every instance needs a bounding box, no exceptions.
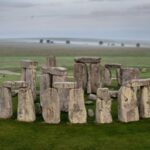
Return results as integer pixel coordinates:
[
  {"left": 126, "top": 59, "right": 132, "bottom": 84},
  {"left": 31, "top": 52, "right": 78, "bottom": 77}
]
[{"left": 0, "top": 42, "right": 150, "bottom": 150}]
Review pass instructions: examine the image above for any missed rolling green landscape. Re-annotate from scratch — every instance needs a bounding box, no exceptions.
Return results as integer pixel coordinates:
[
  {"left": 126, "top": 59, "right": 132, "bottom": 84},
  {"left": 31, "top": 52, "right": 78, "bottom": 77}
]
[{"left": 0, "top": 42, "right": 150, "bottom": 150}]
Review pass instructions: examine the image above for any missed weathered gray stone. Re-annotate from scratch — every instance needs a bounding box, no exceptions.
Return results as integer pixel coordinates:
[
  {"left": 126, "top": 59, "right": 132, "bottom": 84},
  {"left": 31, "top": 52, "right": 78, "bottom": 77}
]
[
  {"left": 53, "top": 82, "right": 77, "bottom": 89},
  {"left": 139, "top": 86, "right": 150, "bottom": 118},
  {"left": 116, "top": 68, "right": 121, "bottom": 85},
  {"left": 75, "top": 57, "right": 101, "bottom": 63},
  {"left": 53, "top": 82, "right": 77, "bottom": 112},
  {"left": 123, "top": 79, "right": 150, "bottom": 88},
  {"left": 0, "top": 87, "right": 13, "bottom": 119},
  {"left": 105, "top": 63, "right": 122, "bottom": 69},
  {"left": 21, "top": 60, "right": 38, "bottom": 100},
  {"left": 40, "top": 74, "right": 51, "bottom": 103},
  {"left": 89, "top": 63, "right": 101, "bottom": 93},
  {"left": 88, "top": 94, "right": 97, "bottom": 101},
  {"left": 41, "top": 88, "right": 60, "bottom": 124},
  {"left": 120, "top": 68, "right": 140, "bottom": 85},
  {"left": 103, "top": 68, "right": 112, "bottom": 86},
  {"left": 118, "top": 86, "right": 139, "bottom": 122},
  {"left": 74, "top": 63, "right": 87, "bottom": 90},
  {"left": 96, "top": 88, "right": 112, "bottom": 124},
  {"left": 42, "top": 67, "right": 67, "bottom": 76},
  {"left": 21, "top": 60, "right": 38, "bottom": 69},
  {"left": 17, "top": 88, "right": 36, "bottom": 122},
  {"left": 109, "top": 90, "right": 118, "bottom": 99},
  {"left": 69, "top": 89, "right": 87, "bottom": 124},
  {"left": 88, "top": 109, "right": 94, "bottom": 117},
  {"left": 46, "top": 56, "right": 56, "bottom": 67}
]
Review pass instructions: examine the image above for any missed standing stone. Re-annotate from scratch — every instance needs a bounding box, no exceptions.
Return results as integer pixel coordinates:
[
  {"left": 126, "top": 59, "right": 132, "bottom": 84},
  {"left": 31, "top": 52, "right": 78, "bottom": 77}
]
[
  {"left": 40, "top": 73, "right": 50, "bottom": 105},
  {"left": 139, "top": 86, "right": 150, "bottom": 118},
  {"left": 41, "top": 88, "right": 60, "bottom": 124},
  {"left": 116, "top": 68, "right": 121, "bottom": 85},
  {"left": 69, "top": 88, "right": 87, "bottom": 124},
  {"left": 74, "top": 63, "right": 87, "bottom": 90},
  {"left": 96, "top": 88, "right": 112, "bottom": 124},
  {"left": 21, "top": 60, "right": 38, "bottom": 100},
  {"left": 46, "top": 56, "right": 56, "bottom": 67},
  {"left": 54, "top": 82, "right": 77, "bottom": 112},
  {"left": 120, "top": 68, "right": 140, "bottom": 85},
  {"left": 17, "top": 87, "right": 36, "bottom": 122},
  {"left": 0, "top": 86, "right": 13, "bottom": 119},
  {"left": 90, "top": 63, "right": 101, "bottom": 93},
  {"left": 118, "top": 86, "right": 139, "bottom": 122},
  {"left": 103, "top": 68, "right": 112, "bottom": 86}
]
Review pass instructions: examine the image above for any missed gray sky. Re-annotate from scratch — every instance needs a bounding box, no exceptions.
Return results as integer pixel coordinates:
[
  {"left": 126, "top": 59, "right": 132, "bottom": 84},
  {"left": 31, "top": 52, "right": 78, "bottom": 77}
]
[{"left": 0, "top": 0, "right": 150, "bottom": 40}]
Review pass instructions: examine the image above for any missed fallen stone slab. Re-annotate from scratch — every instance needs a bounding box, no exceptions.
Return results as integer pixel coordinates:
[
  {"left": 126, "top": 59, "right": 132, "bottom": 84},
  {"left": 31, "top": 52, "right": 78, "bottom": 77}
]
[
  {"left": 109, "top": 90, "right": 118, "bottom": 99},
  {"left": 88, "top": 94, "right": 97, "bottom": 101},
  {"left": 75, "top": 57, "right": 101, "bottom": 63}
]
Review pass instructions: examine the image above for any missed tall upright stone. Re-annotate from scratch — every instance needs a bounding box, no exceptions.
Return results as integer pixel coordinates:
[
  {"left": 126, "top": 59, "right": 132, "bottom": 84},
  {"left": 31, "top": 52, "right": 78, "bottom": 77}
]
[
  {"left": 90, "top": 63, "right": 101, "bottom": 93},
  {"left": 74, "top": 57, "right": 101, "bottom": 94},
  {"left": 54, "top": 82, "right": 77, "bottom": 112},
  {"left": 69, "top": 88, "right": 87, "bottom": 124},
  {"left": 17, "top": 86, "right": 36, "bottom": 122},
  {"left": 41, "top": 88, "right": 60, "bottom": 124},
  {"left": 120, "top": 68, "right": 140, "bottom": 85},
  {"left": 46, "top": 56, "right": 56, "bottom": 67},
  {"left": 96, "top": 88, "right": 112, "bottom": 124},
  {"left": 103, "top": 68, "right": 112, "bottom": 86},
  {"left": 21, "top": 60, "right": 38, "bottom": 100},
  {"left": 139, "top": 86, "right": 150, "bottom": 118},
  {"left": 74, "top": 63, "right": 87, "bottom": 90},
  {"left": 118, "top": 86, "right": 139, "bottom": 122},
  {"left": 0, "top": 82, "right": 13, "bottom": 119}
]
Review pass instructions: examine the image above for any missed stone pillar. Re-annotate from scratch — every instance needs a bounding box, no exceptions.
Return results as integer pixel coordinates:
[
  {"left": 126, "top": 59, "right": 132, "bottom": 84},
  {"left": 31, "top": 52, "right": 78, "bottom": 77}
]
[
  {"left": 53, "top": 82, "right": 77, "bottom": 112},
  {"left": 103, "top": 68, "right": 112, "bottom": 86},
  {"left": 118, "top": 86, "right": 139, "bottom": 122},
  {"left": 41, "top": 88, "right": 60, "bottom": 124},
  {"left": 139, "top": 86, "right": 150, "bottom": 118},
  {"left": 116, "top": 68, "right": 121, "bottom": 85},
  {"left": 46, "top": 56, "right": 56, "bottom": 67},
  {"left": 89, "top": 63, "right": 101, "bottom": 93},
  {"left": 0, "top": 81, "right": 13, "bottom": 119},
  {"left": 96, "top": 88, "right": 112, "bottom": 124},
  {"left": 120, "top": 68, "right": 140, "bottom": 85},
  {"left": 74, "top": 63, "right": 87, "bottom": 90},
  {"left": 17, "top": 83, "right": 36, "bottom": 122},
  {"left": 69, "top": 88, "right": 87, "bottom": 124},
  {"left": 74, "top": 57, "right": 101, "bottom": 94},
  {"left": 21, "top": 60, "right": 38, "bottom": 100}
]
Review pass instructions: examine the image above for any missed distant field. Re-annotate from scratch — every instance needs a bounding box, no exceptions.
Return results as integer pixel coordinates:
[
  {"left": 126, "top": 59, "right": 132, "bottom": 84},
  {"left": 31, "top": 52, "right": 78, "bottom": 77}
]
[{"left": 0, "top": 42, "right": 150, "bottom": 150}]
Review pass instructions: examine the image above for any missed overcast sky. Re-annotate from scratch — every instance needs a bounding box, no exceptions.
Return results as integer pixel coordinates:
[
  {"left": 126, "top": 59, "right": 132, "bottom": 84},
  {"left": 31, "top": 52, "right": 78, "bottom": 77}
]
[{"left": 0, "top": 0, "right": 150, "bottom": 40}]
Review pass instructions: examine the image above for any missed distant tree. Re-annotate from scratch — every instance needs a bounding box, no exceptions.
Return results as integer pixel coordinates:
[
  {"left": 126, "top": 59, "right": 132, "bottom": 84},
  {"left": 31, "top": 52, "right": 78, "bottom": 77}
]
[
  {"left": 99, "top": 41, "right": 103, "bottom": 45},
  {"left": 46, "top": 40, "right": 50, "bottom": 43},
  {"left": 50, "top": 40, "right": 54, "bottom": 44},
  {"left": 136, "top": 43, "right": 140, "bottom": 48},
  {"left": 40, "top": 39, "right": 43, "bottom": 44},
  {"left": 121, "top": 43, "right": 125, "bottom": 47},
  {"left": 66, "top": 40, "right": 70, "bottom": 44}
]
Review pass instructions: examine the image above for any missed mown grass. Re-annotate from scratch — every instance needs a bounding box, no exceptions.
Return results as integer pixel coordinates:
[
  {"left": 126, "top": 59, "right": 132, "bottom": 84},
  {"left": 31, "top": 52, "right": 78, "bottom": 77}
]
[{"left": 0, "top": 42, "right": 150, "bottom": 150}]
